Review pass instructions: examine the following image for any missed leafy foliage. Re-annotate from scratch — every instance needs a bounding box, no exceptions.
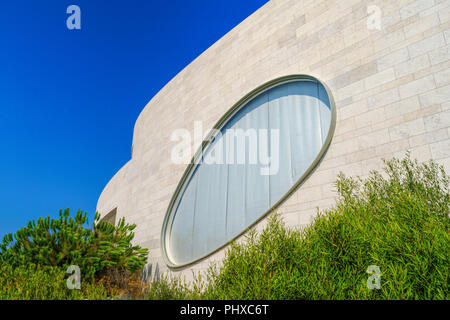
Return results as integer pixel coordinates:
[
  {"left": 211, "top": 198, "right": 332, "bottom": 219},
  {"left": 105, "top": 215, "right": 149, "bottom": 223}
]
[
  {"left": 0, "top": 263, "right": 111, "bottom": 300},
  {"left": 0, "top": 209, "right": 148, "bottom": 280},
  {"left": 145, "top": 273, "right": 205, "bottom": 300}
]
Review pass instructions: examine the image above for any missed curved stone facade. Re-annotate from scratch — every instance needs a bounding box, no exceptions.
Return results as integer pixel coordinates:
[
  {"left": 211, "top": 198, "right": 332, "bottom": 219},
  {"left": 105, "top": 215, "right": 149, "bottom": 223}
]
[{"left": 97, "top": 0, "right": 450, "bottom": 280}]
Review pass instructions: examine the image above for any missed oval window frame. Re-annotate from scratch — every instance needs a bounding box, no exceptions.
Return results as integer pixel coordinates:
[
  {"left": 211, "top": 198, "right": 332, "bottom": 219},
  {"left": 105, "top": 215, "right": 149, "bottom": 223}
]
[{"left": 161, "top": 74, "right": 337, "bottom": 268}]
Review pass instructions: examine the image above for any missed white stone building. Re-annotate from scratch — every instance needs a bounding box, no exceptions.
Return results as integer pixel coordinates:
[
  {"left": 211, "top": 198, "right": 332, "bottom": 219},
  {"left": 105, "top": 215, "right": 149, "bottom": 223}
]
[{"left": 97, "top": 0, "right": 450, "bottom": 280}]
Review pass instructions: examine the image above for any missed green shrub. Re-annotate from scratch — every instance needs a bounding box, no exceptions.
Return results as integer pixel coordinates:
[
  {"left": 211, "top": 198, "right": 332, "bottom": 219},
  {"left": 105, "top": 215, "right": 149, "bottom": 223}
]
[
  {"left": 0, "top": 209, "right": 148, "bottom": 280},
  {"left": 201, "top": 155, "right": 449, "bottom": 300},
  {"left": 146, "top": 274, "right": 204, "bottom": 300},
  {"left": 0, "top": 263, "right": 110, "bottom": 300}
]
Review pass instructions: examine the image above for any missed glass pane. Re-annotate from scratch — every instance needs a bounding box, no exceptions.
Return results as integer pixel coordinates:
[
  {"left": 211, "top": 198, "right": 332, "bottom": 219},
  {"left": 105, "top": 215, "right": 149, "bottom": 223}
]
[{"left": 167, "top": 80, "right": 332, "bottom": 266}]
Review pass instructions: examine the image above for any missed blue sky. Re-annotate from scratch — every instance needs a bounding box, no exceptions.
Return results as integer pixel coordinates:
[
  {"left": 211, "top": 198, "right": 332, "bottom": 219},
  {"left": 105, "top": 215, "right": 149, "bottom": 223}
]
[{"left": 0, "top": 0, "right": 268, "bottom": 238}]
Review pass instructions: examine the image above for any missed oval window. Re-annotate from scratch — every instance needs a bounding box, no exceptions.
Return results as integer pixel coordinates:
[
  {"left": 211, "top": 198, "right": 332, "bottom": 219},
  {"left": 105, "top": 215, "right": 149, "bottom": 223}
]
[{"left": 162, "top": 75, "right": 336, "bottom": 267}]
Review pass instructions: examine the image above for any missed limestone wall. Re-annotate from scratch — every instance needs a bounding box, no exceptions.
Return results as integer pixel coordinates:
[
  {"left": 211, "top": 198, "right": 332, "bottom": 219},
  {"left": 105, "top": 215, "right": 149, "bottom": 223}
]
[{"left": 97, "top": 0, "right": 450, "bottom": 280}]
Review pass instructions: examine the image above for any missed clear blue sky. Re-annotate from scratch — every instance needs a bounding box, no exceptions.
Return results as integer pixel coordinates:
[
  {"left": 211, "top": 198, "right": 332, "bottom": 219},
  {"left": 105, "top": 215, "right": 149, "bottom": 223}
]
[{"left": 0, "top": 0, "right": 269, "bottom": 238}]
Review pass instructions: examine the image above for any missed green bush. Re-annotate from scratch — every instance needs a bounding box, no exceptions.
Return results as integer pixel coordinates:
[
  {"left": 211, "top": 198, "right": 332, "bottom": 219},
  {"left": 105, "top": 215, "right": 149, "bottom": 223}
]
[
  {"left": 0, "top": 209, "right": 148, "bottom": 280},
  {"left": 201, "top": 155, "right": 449, "bottom": 300},
  {"left": 0, "top": 263, "right": 110, "bottom": 300},
  {"left": 146, "top": 274, "right": 204, "bottom": 300}
]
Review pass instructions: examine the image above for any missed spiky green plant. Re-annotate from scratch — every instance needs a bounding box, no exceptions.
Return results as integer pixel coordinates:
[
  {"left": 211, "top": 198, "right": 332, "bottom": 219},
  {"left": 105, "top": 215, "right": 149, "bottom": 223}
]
[{"left": 0, "top": 209, "right": 148, "bottom": 279}]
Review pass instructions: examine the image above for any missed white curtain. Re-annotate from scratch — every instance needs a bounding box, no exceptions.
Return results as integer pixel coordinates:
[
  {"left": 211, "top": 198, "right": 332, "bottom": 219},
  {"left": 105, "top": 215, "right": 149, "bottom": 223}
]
[{"left": 169, "top": 80, "right": 332, "bottom": 265}]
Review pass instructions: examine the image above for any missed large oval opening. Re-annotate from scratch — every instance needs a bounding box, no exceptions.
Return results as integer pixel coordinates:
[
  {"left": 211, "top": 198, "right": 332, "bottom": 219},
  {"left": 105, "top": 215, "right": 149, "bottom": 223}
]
[{"left": 162, "top": 75, "right": 336, "bottom": 267}]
